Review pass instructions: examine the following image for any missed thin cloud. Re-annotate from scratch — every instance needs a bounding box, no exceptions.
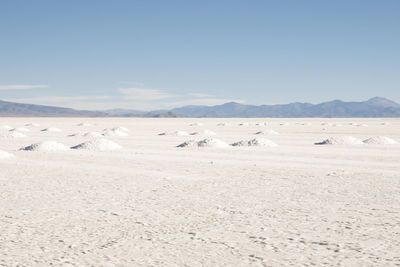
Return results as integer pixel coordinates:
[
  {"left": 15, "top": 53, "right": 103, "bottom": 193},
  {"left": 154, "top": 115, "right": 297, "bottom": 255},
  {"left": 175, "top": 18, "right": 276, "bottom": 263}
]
[
  {"left": 119, "top": 88, "right": 178, "bottom": 100},
  {"left": 4, "top": 87, "right": 243, "bottom": 110},
  {"left": 0, "top": 84, "right": 48, "bottom": 90}
]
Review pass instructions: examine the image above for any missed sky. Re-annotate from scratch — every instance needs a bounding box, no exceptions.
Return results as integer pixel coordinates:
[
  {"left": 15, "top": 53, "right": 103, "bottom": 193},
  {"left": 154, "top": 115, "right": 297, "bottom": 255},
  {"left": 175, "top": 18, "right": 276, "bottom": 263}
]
[{"left": 0, "top": 0, "right": 399, "bottom": 111}]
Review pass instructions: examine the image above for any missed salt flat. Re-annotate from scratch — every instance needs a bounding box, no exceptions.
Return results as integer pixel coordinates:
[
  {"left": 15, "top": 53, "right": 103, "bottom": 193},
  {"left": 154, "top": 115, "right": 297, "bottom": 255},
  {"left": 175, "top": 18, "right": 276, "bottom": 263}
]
[{"left": 0, "top": 118, "right": 399, "bottom": 266}]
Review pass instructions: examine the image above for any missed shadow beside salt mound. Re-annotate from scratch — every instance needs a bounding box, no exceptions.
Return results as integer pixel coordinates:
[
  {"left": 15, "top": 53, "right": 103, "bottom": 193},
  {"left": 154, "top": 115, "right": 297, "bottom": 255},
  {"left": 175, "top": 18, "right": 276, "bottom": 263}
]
[
  {"left": 25, "top": 123, "right": 40, "bottom": 127},
  {"left": 314, "top": 136, "right": 364, "bottom": 145},
  {"left": 363, "top": 136, "right": 398, "bottom": 145},
  {"left": 21, "top": 141, "right": 70, "bottom": 151},
  {"left": 190, "top": 130, "right": 216, "bottom": 136},
  {"left": 77, "top": 122, "right": 91, "bottom": 126},
  {"left": 158, "top": 131, "right": 189, "bottom": 136},
  {"left": 0, "top": 150, "right": 14, "bottom": 159},
  {"left": 41, "top": 127, "right": 62, "bottom": 132},
  {"left": 10, "top": 127, "right": 30, "bottom": 132},
  {"left": 231, "top": 138, "right": 278, "bottom": 147},
  {"left": 177, "top": 138, "right": 230, "bottom": 148},
  {"left": 217, "top": 122, "right": 231, "bottom": 126},
  {"left": 68, "top": 132, "right": 103, "bottom": 138},
  {"left": 71, "top": 138, "right": 122, "bottom": 151},
  {"left": 254, "top": 130, "right": 279, "bottom": 135},
  {"left": 189, "top": 122, "right": 204, "bottom": 126}
]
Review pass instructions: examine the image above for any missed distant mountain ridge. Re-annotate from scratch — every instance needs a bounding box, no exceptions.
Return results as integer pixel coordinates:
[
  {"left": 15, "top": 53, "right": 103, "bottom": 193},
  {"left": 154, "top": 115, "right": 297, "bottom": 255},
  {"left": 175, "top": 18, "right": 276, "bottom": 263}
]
[
  {"left": 0, "top": 97, "right": 399, "bottom": 117},
  {"left": 0, "top": 99, "right": 107, "bottom": 117},
  {"left": 169, "top": 97, "right": 400, "bottom": 117}
]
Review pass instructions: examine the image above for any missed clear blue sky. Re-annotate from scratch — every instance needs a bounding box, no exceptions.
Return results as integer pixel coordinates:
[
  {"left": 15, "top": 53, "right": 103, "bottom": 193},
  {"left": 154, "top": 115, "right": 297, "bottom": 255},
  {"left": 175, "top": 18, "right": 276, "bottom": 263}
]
[{"left": 1, "top": 0, "right": 399, "bottom": 110}]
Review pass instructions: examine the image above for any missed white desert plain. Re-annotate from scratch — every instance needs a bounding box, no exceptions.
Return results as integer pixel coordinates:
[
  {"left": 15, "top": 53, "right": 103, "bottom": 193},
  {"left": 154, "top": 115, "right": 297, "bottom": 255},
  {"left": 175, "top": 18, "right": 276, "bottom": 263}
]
[{"left": 0, "top": 117, "right": 399, "bottom": 266}]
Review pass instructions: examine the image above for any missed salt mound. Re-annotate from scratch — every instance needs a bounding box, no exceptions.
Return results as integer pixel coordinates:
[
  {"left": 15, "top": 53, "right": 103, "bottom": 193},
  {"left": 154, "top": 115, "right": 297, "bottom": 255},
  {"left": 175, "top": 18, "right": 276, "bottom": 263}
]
[
  {"left": 41, "top": 127, "right": 62, "bottom": 132},
  {"left": 10, "top": 127, "right": 30, "bottom": 132},
  {"left": 315, "top": 136, "right": 364, "bottom": 145},
  {"left": 255, "top": 122, "right": 268, "bottom": 126},
  {"left": 177, "top": 138, "right": 229, "bottom": 148},
  {"left": 190, "top": 123, "right": 204, "bottom": 126},
  {"left": 1, "top": 125, "right": 13, "bottom": 130},
  {"left": 239, "top": 123, "right": 249, "bottom": 126},
  {"left": 22, "top": 141, "right": 70, "bottom": 151},
  {"left": 159, "top": 131, "right": 189, "bottom": 136},
  {"left": 231, "top": 138, "right": 278, "bottom": 147},
  {"left": 83, "top": 132, "right": 103, "bottom": 138},
  {"left": 217, "top": 122, "right": 231, "bottom": 126},
  {"left": 176, "top": 140, "right": 198, "bottom": 148},
  {"left": 2, "top": 131, "right": 27, "bottom": 138},
  {"left": 254, "top": 130, "right": 279, "bottom": 135},
  {"left": 69, "top": 132, "right": 103, "bottom": 137},
  {"left": 0, "top": 150, "right": 14, "bottom": 159},
  {"left": 197, "top": 138, "right": 230, "bottom": 148},
  {"left": 25, "top": 123, "right": 39, "bottom": 127},
  {"left": 111, "top": 126, "right": 129, "bottom": 132},
  {"left": 71, "top": 138, "right": 122, "bottom": 151},
  {"left": 102, "top": 128, "right": 129, "bottom": 137},
  {"left": 363, "top": 136, "right": 398, "bottom": 145},
  {"left": 190, "top": 130, "right": 216, "bottom": 136},
  {"left": 280, "top": 122, "right": 289, "bottom": 126},
  {"left": 77, "top": 122, "right": 91, "bottom": 126}
]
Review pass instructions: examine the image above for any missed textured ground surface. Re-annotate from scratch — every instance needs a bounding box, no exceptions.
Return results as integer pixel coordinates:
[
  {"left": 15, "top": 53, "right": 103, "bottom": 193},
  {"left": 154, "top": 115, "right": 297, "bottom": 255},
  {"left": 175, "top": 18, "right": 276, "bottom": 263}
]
[{"left": 0, "top": 118, "right": 399, "bottom": 266}]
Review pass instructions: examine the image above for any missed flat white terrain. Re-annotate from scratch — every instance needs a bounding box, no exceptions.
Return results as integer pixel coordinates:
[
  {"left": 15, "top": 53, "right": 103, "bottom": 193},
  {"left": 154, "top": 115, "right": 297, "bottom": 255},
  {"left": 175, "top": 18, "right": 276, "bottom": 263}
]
[{"left": 0, "top": 118, "right": 399, "bottom": 266}]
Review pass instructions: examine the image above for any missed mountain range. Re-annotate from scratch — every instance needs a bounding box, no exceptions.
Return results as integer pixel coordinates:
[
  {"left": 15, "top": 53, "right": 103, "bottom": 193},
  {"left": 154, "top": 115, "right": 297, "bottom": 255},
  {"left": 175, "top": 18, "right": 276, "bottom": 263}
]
[
  {"left": 0, "top": 99, "right": 106, "bottom": 117},
  {"left": 0, "top": 97, "right": 399, "bottom": 117}
]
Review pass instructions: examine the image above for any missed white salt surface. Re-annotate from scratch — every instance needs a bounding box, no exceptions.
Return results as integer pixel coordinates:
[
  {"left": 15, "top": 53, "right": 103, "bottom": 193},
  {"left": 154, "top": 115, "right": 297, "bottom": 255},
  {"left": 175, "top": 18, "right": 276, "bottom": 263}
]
[
  {"left": 0, "top": 149, "right": 14, "bottom": 158},
  {"left": 71, "top": 138, "right": 122, "bottom": 151},
  {"left": 0, "top": 118, "right": 399, "bottom": 266},
  {"left": 21, "top": 141, "right": 70, "bottom": 151}
]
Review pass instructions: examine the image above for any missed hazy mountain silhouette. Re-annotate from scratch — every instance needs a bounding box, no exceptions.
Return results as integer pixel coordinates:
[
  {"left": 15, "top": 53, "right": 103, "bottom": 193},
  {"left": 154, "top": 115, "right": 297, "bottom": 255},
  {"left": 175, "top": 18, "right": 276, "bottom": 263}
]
[
  {"left": 0, "top": 97, "right": 399, "bottom": 117},
  {"left": 169, "top": 97, "right": 400, "bottom": 117},
  {"left": 0, "top": 99, "right": 106, "bottom": 117}
]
